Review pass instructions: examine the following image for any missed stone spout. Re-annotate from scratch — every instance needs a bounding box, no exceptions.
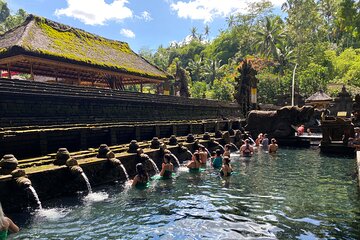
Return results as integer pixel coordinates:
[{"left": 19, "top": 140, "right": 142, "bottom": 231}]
[{"left": 0, "top": 154, "right": 19, "bottom": 175}]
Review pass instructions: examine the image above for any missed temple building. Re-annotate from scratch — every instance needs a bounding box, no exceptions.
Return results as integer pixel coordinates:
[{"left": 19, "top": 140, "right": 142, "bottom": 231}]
[
  {"left": 305, "top": 90, "right": 332, "bottom": 109},
  {"left": 0, "top": 15, "right": 169, "bottom": 91}
]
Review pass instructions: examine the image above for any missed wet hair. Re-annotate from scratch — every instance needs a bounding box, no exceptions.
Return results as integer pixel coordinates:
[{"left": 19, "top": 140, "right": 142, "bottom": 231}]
[
  {"left": 264, "top": 134, "right": 268, "bottom": 138},
  {"left": 163, "top": 154, "right": 172, "bottom": 163},
  {"left": 223, "top": 156, "right": 230, "bottom": 166},
  {"left": 211, "top": 151, "right": 216, "bottom": 156},
  {"left": 194, "top": 152, "right": 201, "bottom": 162},
  {"left": 216, "top": 149, "right": 222, "bottom": 156},
  {"left": 271, "top": 138, "right": 276, "bottom": 144},
  {"left": 198, "top": 145, "right": 206, "bottom": 151},
  {"left": 136, "top": 163, "right": 148, "bottom": 182},
  {"left": 225, "top": 144, "right": 231, "bottom": 150},
  {"left": 244, "top": 139, "right": 250, "bottom": 144}
]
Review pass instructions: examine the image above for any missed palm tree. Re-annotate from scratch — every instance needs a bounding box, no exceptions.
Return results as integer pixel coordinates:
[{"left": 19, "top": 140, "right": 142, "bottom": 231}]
[
  {"left": 254, "top": 16, "right": 285, "bottom": 60},
  {"left": 190, "top": 27, "right": 198, "bottom": 40},
  {"left": 226, "top": 14, "right": 236, "bottom": 28},
  {"left": 187, "top": 58, "right": 203, "bottom": 81},
  {"left": 202, "top": 59, "right": 223, "bottom": 85},
  {"left": 204, "top": 25, "right": 210, "bottom": 40}
]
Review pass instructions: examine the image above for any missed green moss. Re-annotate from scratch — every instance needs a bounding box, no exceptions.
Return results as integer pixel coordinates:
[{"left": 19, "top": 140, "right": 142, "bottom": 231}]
[{"left": 28, "top": 16, "right": 167, "bottom": 79}]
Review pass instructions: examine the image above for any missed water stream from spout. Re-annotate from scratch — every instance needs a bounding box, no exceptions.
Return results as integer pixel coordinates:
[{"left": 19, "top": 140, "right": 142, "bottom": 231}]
[
  {"left": 148, "top": 158, "right": 160, "bottom": 174},
  {"left": 170, "top": 153, "right": 181, "bottom": 167},
  {"left": 204, "top": 148, "right": 211, "bottom": 158},
  {"left": 119, "top": 164, "right": 129, "bottom": 181},
  {"left": 230, "top": 143, "right": 239, "bottom": 151},
  {"left": 80, "top": 172, "right": 92, "bottom": 193},
  {"left": 186, "top": 150, "right": 194, "bottom": 160},
  {"left": 217, "top": 144, "right": 225, "bottom": 151},
  {"left": 28, "top": 186, "right": 43, "bottom": 210}
]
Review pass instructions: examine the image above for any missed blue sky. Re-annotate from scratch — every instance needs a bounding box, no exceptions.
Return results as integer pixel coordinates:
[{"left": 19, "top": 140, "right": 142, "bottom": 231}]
[{"left": 7, "top": 0, "right": 284, "bottom": 53}]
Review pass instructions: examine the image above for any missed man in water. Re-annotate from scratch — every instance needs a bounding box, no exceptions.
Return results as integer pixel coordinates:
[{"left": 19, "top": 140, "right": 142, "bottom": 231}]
[
  {"left": 269, "top": 138, "right": 278, "bottom": 153},
  {"left": 262, "top": 134, "right": 269, "bottom": 151}
]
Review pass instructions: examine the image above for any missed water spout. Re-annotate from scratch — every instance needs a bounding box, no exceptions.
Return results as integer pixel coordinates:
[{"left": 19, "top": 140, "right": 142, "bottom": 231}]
[
  {"left": 80, "top": 172, "right": 92, "bottom": 193},
  {"left": 28, "top": 185, "right": 43, "bottom": 210},
  {"left": 148, "top": 158, "right": 160, "bottom": 174}
]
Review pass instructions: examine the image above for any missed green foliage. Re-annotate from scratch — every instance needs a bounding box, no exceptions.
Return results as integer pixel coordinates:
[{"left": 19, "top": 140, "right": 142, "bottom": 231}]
[
  {"left": 0, "top": 3, "right": 27, "bottom": 34},
  {"left": 140, "top": 0, "right": 360, "bottom": 103},
  {"left": 190, "top": 81, "right": 207, "bottom": 98},
  {"left": 210, "top": 76, "right": 235, "bottom": 101}
]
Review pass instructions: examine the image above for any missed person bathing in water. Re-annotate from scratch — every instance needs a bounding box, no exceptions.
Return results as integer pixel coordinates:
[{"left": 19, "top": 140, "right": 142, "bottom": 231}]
[
  {"left": 268, "top": 138, "right": 278, "bottom": 153},
  {"left": 187, "top": 151, "right": 202, "bottom": 171},
  {"left": 240, "top": 139, "right": 254, "bottom": 157},
  {"left": 0, "top": 203, "right": 19, "bottom": 240},
  {"left": 220, "top": 156, "right": 232, "bottom": 177},
  {"left": 198, "top": 145, "right": 208, "bottom": 164},
  {"left": 132, "top": 163, "right": 149, "bottom": 188},
  {"left": 160, "top": 154, "right": 174, "bottom": 179},
  {"left": 262, "top": 134, "right": 269, "bottom": 151},
  {"left": 212, "top": 149, "right": 223, "bottom": 169},
  {"left": 223, "top": 144, "right": 231, "bottom": 157}
]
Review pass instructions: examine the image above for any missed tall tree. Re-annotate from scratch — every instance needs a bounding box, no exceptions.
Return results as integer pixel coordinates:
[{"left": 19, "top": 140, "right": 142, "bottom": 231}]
[{"left": 254, "top": 16, "right": 285, "bottom": 60}]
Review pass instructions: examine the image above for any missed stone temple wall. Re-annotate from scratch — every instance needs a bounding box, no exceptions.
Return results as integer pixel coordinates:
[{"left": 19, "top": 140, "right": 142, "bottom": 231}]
[{"left": 0, "top": 78, "right": 241, "bottom": 127}]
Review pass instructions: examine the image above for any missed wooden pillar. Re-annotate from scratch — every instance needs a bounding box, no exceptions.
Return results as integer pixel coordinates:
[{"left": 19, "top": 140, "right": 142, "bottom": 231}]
[
  {"left": 140, "top": 81, "right": 143, "bottom": 93},
  {"left": 77, "top": 73, "right": 81, "bottom": 85},
  {"left": 30, "top": 62, "right": 34, "bottom": 80},
  {"left": 7, "top": 64, "right": 11, "bottom": 79}
]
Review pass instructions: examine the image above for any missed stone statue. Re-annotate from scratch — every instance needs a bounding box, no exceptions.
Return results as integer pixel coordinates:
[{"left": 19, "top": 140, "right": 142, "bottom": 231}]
[
  {"left": 234, "top": 59, "right": 258, "bottom": 116},
  {"left": 245, "top": 105, "right": 314, "bottom": 138},
  {"left": 175, "top": 63, "right": 190, "bottom": 98}
]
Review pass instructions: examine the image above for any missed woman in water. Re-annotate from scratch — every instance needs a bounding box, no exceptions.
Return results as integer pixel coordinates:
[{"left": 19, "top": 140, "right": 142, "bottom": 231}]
[
  {"left": 132, "top": 163, "right": 149, "bottom": 188},
  {"left": 220, "top": 156, "right": 232, "bottom": 177},
  {"left": 240, "top": 139, "right": 254, "bottom": 157},
  {"left": 223, "top": 144, "right": 231, "bottom": 157},
  {"left": 255, "top": 133, "right": 264, "bottom": 147},
  {"left": 160, "top": 154, "right": 174, "bottom": 179},
  {"left": 0, "top": 203, "right": 19, "bottom": 239},
  {"left": 198, "top": 145, "right": 209, "bottom": 164},
  {"left": 187, "top": 152, "right": 202, "bottom": 171},
  {"left": 212, "top": 149, "right": 223, "bottom": 169}
]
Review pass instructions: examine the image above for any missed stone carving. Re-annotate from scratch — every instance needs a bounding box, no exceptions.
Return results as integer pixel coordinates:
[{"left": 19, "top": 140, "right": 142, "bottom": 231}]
[
  {"left": 245, "top": 105, "right": 314, "bottom": 138},
  {"left": 234, "top": 59, "right": 258, "bottom": 116},
  {"left": 0, "top": 154, "right": 18, "bottom": 175},
  {"left": 54, "top": 148, "right": 70, "bottom": 166}
]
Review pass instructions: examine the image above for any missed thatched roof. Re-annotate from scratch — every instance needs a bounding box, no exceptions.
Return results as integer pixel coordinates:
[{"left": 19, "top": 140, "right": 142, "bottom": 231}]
[
  {"left": 0, "top": 15, "right": 168, "bottom": 85},
  {"left": 305, "top": 90, "right": 332, "bottom": 102}
]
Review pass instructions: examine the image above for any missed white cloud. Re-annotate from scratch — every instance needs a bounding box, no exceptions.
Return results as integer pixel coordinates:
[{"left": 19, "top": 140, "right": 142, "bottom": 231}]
[
  {"left": 170, "top": 0, "right": 284, "bottom": 22},
  {"left": 140, "top": 11, "right": 153, "bottom": 22},
  {"left": 120, "top": 28, "right": 135, "bottom": 38},
  {"left": 55, "top": 0, "right": 133, "bottom": 25}
]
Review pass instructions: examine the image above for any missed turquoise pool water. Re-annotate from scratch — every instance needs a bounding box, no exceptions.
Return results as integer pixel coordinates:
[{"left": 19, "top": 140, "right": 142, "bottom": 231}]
[{"left": 10, "top": 148, "right": 360, "bottom": 239}]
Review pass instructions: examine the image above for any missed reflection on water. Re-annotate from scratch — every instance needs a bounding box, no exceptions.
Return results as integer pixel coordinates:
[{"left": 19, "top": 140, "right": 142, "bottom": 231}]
[{"left": 11, "top": 148, "right": 360, "bottom": 239}]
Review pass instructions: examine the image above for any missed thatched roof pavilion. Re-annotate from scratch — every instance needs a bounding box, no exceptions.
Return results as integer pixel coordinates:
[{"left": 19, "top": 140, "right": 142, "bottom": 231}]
[
  {"left": 0, "top": 15, "right": 169, "bottom": 89},
  {"left": 305, "top": 90, "right": 333, "bottom": 109}
]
